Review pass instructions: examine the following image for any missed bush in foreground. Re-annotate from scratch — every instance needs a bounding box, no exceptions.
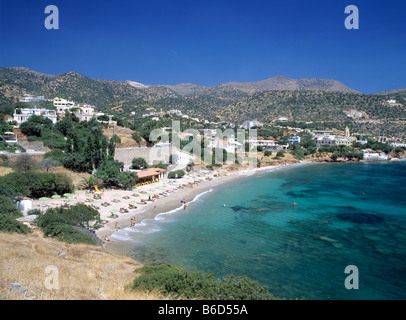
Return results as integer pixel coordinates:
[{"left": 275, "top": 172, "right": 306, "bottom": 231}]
[
  {"left": 132, "top": 264, "right": 275, "bottom": 300},
  {"left": 0, "top": 195, "right": 31, "bottom": 234},
  {"left": 35, "top": 205, "right": 100, "bottom": 245}
]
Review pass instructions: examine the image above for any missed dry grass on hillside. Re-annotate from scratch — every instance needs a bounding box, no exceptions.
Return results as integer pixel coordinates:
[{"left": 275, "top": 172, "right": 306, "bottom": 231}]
[
  {"left": 0, "top": 166, "right": 13, "bottom": 177},
  {"left": 0, "top": 231, "right": 167, "bottom": 300},
  {"left": 53, "top": 166, "right": 91, "bottom": 189},
  {"left": 0, "top": 165, "right": 90, "bottom": 189},
  {"left": 103, "top": 127, "right": 145, "bottom": 148}
]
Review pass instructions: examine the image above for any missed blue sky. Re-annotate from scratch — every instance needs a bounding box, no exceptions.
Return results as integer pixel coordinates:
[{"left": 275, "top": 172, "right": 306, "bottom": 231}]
[{"left": 0, "top": 0, "right": 405, "bottom": 93}]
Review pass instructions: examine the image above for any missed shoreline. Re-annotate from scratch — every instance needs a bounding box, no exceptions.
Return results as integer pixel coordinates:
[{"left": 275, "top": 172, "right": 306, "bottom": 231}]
[
  {"left": 98, "top": 161, "right": 306, "bottom": 255},
  {"left": 96, "top": 157, "right": 405, "bottom": 256}
]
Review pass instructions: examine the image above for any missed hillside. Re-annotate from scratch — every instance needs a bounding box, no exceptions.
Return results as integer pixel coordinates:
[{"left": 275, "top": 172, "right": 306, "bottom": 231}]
[
  {"left": 220, "top": 90, "right": 406, "bottom": 123},
  {"left": 0, "top": 67, "right": 360, "bottom": 112},
  {"left": 0, "top": 67, "right": 179, "bottom": 109},
  {"left": 0, "top": 231, "right": 167, "bottom": 300},
  {"left": 1, "top": 67, "right": 405, "bottom": 138}
]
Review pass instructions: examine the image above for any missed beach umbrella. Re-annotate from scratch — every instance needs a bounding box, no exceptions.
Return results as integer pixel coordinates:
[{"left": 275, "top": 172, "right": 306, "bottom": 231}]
[
  {"left": 130, "top": 200, "right": 138, "bottom": 204},
  {"left": 64, "top": 198, "right": 74, "bottom": 202},
  {"left": 147, "top": 193, "right": 155, "bottom": 197},
  {"left": 51, "top": 195, "right": 61, "bottom": 199},
  {"left": 86, "top": 193, "right": 93, "bottom": 197},
  {"left": 74, "top": 190, "right": 84, "bottom": 194},
  {"left": 63, "top": 193, "right": 72, "bottom": 197},
  {"left": 110, "top": 209, "right": 119, "bottom": 213},
  {"left": 91, "top": 200, "right": 101, "bottom": 204},
  {"left": 39, "top": 197, "right": 49, "bottom": 201},
  {"left": 112, "top": 193, "right": 122, "bottom": 197}
]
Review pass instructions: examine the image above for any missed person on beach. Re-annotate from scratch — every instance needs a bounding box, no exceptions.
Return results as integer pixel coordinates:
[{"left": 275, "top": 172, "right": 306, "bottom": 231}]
[{"left": 114, "top": 221, "right": 118, "bottom": 229}]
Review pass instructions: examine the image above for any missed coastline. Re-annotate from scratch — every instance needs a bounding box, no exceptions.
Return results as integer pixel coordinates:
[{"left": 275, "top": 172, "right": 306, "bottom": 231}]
[
  {"left": 96, "top": 156, "right": 405, "bottom": 256},
  {"left": 98, "top": 161, "right": 306, "bottom": 255}
]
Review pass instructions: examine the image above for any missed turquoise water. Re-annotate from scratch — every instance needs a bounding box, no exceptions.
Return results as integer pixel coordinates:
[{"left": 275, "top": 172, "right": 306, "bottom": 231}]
[{"left": 126, "top": 162, "right": 406, "bottom": 300}]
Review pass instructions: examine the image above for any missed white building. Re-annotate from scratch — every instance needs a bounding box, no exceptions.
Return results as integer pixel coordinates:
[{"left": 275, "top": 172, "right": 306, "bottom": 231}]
[
  {"left": 168, "top": 109, "right": 183, "bottom": 116},
  {"left": 247, "top": 138, "right": 288, "bottom": 150},
  {"left": 289, "top": 135, "right": 301, "bottom": 144},
  {"left": 387, "top": 99, "right": 396, "bottom": 104},
  {"left": 53, "top": 97, "right": 75, "bottom": 111},
  {"left": 390, "top": 142, "right": 406, "bottom": 148},
  {"left": 363, "top": 150, "right": 388, "bottom": 161},
  {"left": 15, "top": 197, "right": 33, "bottom": 214},
  {"left": 314, "top": 135, "right": 352, "bottom": 148},
  {"left": 20, "top": 94, "right": 45, "bottom": 103},
  {"left": 74, "top": 105, "right": 96, "bottom": 122},
  {"left": 242, "top": 120, "right": 263, "bottom": 129},
  {"left": 276, "top": 117, "right": 289, "bottom": 123},
  {"left": 13, "top": 107, "right": 57, "bottom": 124},
  {"left": 208, "top": 138, "right": 243, "bottom": 154},
  {"left": 54, "top": 98, "right": 96, "bottom": 122}
]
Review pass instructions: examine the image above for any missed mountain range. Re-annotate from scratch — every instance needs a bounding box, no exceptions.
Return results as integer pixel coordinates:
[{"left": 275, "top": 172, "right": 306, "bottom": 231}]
[
  {"left": 155, "top": 75, "right": 361, "bottom": 95},
  {"left": 0, "top": 67, "right": 361, "bottom": 100}
]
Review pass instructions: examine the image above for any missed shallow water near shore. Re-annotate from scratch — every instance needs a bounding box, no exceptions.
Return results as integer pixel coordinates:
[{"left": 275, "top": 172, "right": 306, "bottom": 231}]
[{"left": 125, "top": 161, "right": 406, "bottom": 299}]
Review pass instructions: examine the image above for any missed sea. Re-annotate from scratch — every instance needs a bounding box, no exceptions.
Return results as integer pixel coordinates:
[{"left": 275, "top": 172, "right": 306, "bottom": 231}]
[{"left": 118, "top": 161, "right": 406, "bottom": 300}]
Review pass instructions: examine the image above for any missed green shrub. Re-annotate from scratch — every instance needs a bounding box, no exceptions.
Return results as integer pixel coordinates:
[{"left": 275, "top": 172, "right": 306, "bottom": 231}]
[
  {"left": 44, "top": 149, "right": 65, "bottom": 164},
  {"left": 132, "top": 264, "right": 274, "bottom": 300},
  {"left": 0, "top": 183, "right": 19, "bottom": 198},
  {"left": 276, "top": 150, "right": 285, "bottom": 158},
  {"left": 63, "top": 152, "right": 92, "bottom": 172},
  {"left": 0, "top": 215, "right": 31, "bottom": 234},
  {"left": 167, "top": 171, "right": 176, "bottom": 179},
  {"left": 175, "top": 170, "right": 185, "bottom": 178},
  {"left": 0, "top": 195, "right": 23, "bottom": 219},
  {"left": 264, "top": 150, "right": 273, "bottom": 157},
  {"left": 149, "top": 162, "right": 168, "bottom": 170},
  {"left": 0, "top": 171, "right": 73, "bottom": 199},
  {"left": 27, "top": 209, "right": 42, "bottom": 216},
  {"left": 167, "top": 170, "right": 185, "bottom": 179},
  {"left": 0, "top": 195, "right": 31, "bottom": 234},
  {"left": 10, "top": 154, "right": 38, "bottom": 172},
  {"left": 35, "top": 205, "right": 100, "bottom": 245},
  {"left": 131, "top": 157, "right": 148, "bottom": 169}
]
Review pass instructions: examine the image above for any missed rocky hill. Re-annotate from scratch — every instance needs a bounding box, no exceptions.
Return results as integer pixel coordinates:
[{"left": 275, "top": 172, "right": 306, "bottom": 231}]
[
  {"left": 1, "top": 67, "right": 405, "bottom": 138},
  {"left": 0, "top": 231, "right": 166, "bottom": 300}
]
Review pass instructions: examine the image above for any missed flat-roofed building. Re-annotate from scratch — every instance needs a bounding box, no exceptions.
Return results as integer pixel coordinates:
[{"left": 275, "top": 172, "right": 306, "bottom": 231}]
[{"left": 13, "top": 107, "right": 57, "bottom": 124}]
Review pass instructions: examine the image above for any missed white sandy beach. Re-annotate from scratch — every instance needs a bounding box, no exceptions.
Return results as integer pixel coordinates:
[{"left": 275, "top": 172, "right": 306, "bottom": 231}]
[{"left": 31, "top": 162, "right": 304, "bottom": 254}]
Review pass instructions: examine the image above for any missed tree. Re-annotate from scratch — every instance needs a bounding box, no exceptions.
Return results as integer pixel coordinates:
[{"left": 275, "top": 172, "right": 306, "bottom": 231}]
[
  {"left": 131, "top": 157, "right": 148, "bottom": 169},
  {"left": 80, "top": 175, "right": 102, "bottom": 190},
  {"left": 11, "top": 155, "right": 38, "bottom": 172},
  {"left": 40, "top": 158, "right": 59, "bottom": 172},
  {"left": 44, "top": 149, "right": 65, "bottom": 164},
  {"left": 140, "top": 120, "right": 161, "bottom": 144},
  {"left": 275, "top": 150, "right": 285, "bottom": 158},
  {"left": 63, "top": 153, "right": 91, "bottom": 172},
  {"left": 95, "top": 159, "right": 124, "bottom": 187},
  {"left": 65, "top": 204, "right": 100, "bottom": 227},
  {"left": 291, "top": 144, "right": 305, "bottom": 160},
  {"left": 110, "top": 134, "right": 121, "bottom": 144},
  {"left": 131, "top": 132, "right": 142, "bottom": 147},
  {"left": 107, "top": 140, "right": 116, "bottom": 160}
]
